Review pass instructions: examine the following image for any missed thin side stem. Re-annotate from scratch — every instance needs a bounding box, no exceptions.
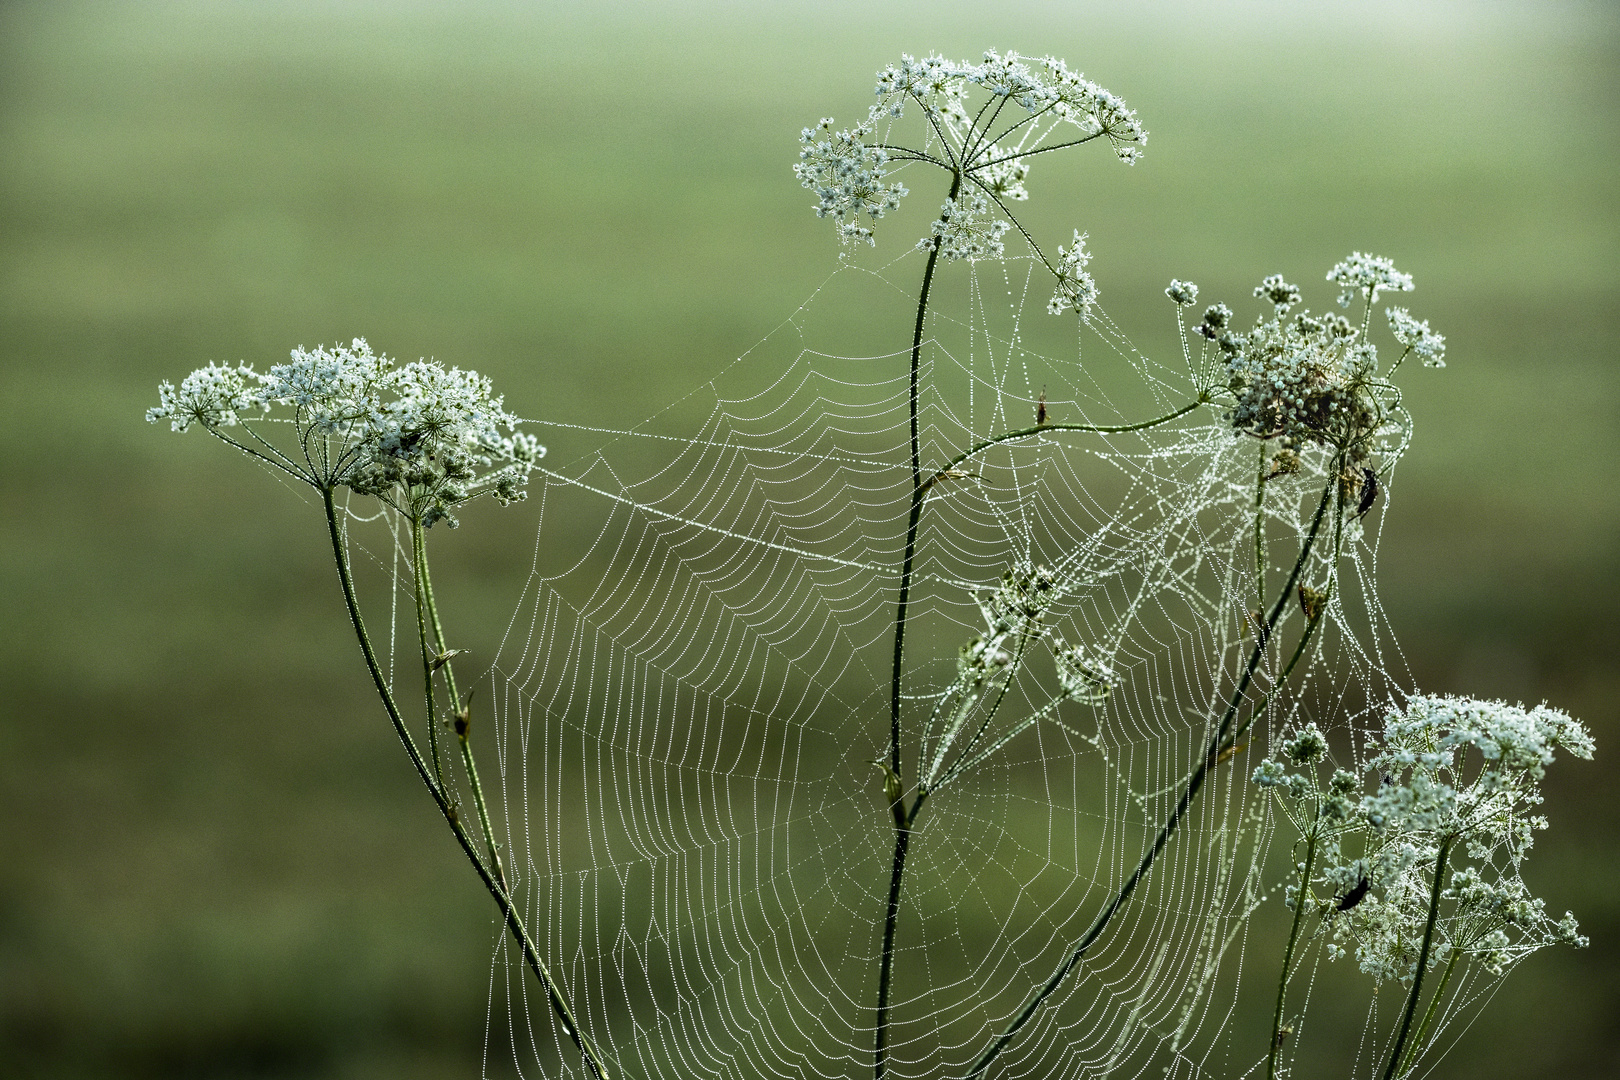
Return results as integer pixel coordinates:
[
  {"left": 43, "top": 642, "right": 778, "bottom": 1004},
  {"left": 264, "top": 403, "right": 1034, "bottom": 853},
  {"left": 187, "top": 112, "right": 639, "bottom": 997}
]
[
  {"left": 932, "top": 693, "right": 1068, "bottom": 792},
  {"left": 1230, "top": 467, "right": 1347, "bottom": 754},
  {"left": 964, "top": 467, "right": 1340, "bottom": 1079},
  {"left": 411, "top": 523, "right": 445, "bottom": 786},
  {"left": 323, "top": 492, "right": 611, "bottom": 1080},
  {"left": 910, "top": 93, "right": 963, "bottom": 172},
  {"left": 1381, "top": 838, "right": 1453, "bottom": 1080},
  {"left": 413, "top": 518, "right": 509, "bottom": 892},
  {"left": 958, "top": 94, "right": 1007, "bottom": 170},
  {"left": 970, "top": 100, "right": 1061, "bottom": 167},
  {"left": 923, "top": 399, "right": 1207, "bottom": 493},
  {"left": 966, "top": 176, "right": 1053, "bottom": 274},
  {"left": 928, "top": 625, "right": 1035, "bottom": 789},
  {"left": 1386, "top": 344, "right": 1415, "bottom": 380},
  {"left": 1267, "top": 824, "right": 1320, "bottom": 1080},
  {"left": 869, "top": 143, "right": 953, "bottom": 169},
  {"left": 1400, "top": 943, "right": 1462, "bottom": 1077},
  {"left": 970, "top": 130, "right": 1106, "bottom": 172},
  {"left": 1254, "top": 440, "right": 1268, "bottom": 611}
]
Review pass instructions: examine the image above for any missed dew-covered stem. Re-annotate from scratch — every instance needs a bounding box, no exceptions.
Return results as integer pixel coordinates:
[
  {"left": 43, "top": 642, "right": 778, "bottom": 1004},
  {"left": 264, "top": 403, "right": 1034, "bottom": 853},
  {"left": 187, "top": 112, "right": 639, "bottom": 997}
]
[
  {"left": 410, "top": 523, "right": 446, "bottom": 786},
  {"left": 325, "top": 491, "right": 610, "bottom": 1080},
  {"left": 1254, "top": 440, "right": 1268, "bottom": 610},
  {"left": 1400, "top": 943, "right": 1461, "bottom": 1077},
  {"left": 412, "top": 518, "right": 509, "bottom": 892},
  {"left": 964, "top": 467, "right": 1340, "bottom": 1079},
  {"left": 924, "top": 398, "right": 1207, "bottom": 491},
  {"left": 1267, "top": 823, "right": 1320, "bottom": 1080},
  {"left": 1381, "top": 838, "right": 1453, "bottom": 1080}
]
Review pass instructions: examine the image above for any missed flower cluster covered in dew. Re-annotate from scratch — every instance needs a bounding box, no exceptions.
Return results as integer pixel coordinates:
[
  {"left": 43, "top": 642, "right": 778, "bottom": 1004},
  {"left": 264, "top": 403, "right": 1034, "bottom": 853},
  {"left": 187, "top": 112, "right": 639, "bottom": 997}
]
[
  {"left": 148, "top": 338, "right": 543, "bottom": 527},
  {"left": 1254, "top": 696, "right": 1591, "bottom": 983}
]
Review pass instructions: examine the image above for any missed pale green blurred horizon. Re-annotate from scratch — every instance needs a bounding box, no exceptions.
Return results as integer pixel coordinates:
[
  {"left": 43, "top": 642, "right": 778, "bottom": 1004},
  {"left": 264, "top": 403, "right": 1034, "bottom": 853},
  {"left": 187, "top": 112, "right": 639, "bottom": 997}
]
[{"left": 2, "top": 1, "right": 1616, "bottom": 1076}]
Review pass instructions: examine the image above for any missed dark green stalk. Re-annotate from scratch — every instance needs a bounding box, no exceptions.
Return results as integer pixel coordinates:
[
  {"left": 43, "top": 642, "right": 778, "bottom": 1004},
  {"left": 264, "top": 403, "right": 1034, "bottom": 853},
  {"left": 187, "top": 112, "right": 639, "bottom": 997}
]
[
  {"left": 1254, "top": 440, "right": 1268, "bottom": 611},
  {"left": 1381, "top": 838, "right": 1453, "bottom": 1080},
  {"left": 413, "top": 518, "right": 509, "bottom": 892},
  {"left": 930, "top": 624, "right": 1035, "bottom": 790},
  {"left": 963, "top": 467, "right": 1340, "bottom": 1079},
  {"left": 323, "top": 491, "right": 611, "bottom": 1080},
  {"left": 972, "top": 130, "right": 1106, "bottom": 171},
  {"left": 1400, "top": 942, "right": 1462, "bottom": 1076},
  {"left": 922, "top": 399, "right": 1206, "bottom": 493},
  {"left": 876, "top": 171, "right": 959, "bottom": 1080},
  {"left": 1267, "top": 823, "right": 1320, "bottom": 1080},
  {"left": 410, "top": 523, "right": 445, "bottom": 786}
]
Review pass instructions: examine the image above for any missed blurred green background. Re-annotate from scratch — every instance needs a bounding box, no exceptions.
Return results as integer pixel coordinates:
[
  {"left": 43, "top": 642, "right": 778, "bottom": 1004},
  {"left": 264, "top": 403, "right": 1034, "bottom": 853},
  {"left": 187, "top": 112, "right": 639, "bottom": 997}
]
[{"left": 1, "top": 0, "right": 1615, "bottom": 1076}]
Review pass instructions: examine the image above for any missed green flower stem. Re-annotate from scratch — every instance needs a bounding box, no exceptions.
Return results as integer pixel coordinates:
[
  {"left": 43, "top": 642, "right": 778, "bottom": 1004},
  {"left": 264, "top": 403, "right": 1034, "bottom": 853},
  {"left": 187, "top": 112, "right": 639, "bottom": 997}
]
[
  {"left": 412, "top": 518, "right": 509, "bottom": 893},
  {"left": 1226, "top": 475, "right": 1346, "bottom": 754},
  {"left": 877, "top": 171, "right": 959, "bottom": 1080},
  {"left": 1386, "top": 344, "right": 1415, "bottom": 380},
  {"left": 964, "top": 465, "right": 1340, "bottom": 1080},
  {"left": 922, "top": 399, "right": 1207, "bottom": 495},
  {"left": 410, "top": 524, "right": 445, "bottom": 787},
  {"left": 1254, "top": 441, "right": 1268, "bottom": 611},
  {"left": 323, "top": 491, "right": 611, "bottom": 1080},
  {"left": 1267, "top": 823, "right": 1320, "bottom": 1080},
  {"left": 1400, "top": 943, "right": 1462, "bottom": 1077},
  {"left": 928, "top": 624, "right": 1035, "bottom": 791},
  {"left": 931, "top": 692, "right": 1068, "bottom": 793},
  {"left": 1381, "top": 837, "right": 1453, "bottom": 1080}
]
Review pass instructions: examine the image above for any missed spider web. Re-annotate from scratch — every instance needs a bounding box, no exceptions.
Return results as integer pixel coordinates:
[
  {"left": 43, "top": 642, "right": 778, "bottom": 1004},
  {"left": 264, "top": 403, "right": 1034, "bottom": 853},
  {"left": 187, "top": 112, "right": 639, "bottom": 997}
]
[{"left": 423, "top": 250, "right": 1436, "bottom": 1079}]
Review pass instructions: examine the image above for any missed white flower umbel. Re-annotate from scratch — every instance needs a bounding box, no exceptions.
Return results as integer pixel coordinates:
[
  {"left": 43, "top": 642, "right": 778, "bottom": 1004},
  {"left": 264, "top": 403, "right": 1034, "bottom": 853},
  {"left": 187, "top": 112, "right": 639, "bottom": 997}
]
[
  {"left": 795, "top": 118, "right": 909, "bottom": 246},
  {"left": 798, "top": 48, "right": 1144, "bottom": 300},
  {"left": 1285, "top": 695, "right": 1593, "bottom": 1078},
  {"left": 149, "top": 339, "right": 544, "bottom": 528},
  {"left": 919, "top": 192, "right": 1011, "bottom": 261},
  {"left": 1046, "top": 231, "right": 1099, "bottom": 317},
  {"left": 1182, "top": 258, "right": 1445, "bottom": 488},
  {"left": 1326, "top": 251, "right": 1414, "bottom": 308},
  {"left": 1386, "top": 306, "right": 1447, "bottom": 369}
]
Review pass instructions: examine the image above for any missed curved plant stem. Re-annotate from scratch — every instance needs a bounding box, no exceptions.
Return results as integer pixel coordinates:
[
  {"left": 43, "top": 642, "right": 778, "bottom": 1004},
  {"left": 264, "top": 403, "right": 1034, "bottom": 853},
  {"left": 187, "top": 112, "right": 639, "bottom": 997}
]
[
  {"left": 413, "top": 519, "right": 509, "bottom": 892},
  {"left": 323, "top": 491, "right": 611, "bottom": 1080},
  {"left": 963, "top": 466, "right": 1340, "bottom": 1079},
  {"left": 1267, "top": 824, "right": 1320, "bottom": 1080},
  {"left": 1381, "top": 837, "right": 1453, "bottom": 1080},
  {"left": 922, "top": 399, "right": 1207, "bottom": 495},
  {"left": 929, "top": 624, "right": 1035, "bottom": 789}
]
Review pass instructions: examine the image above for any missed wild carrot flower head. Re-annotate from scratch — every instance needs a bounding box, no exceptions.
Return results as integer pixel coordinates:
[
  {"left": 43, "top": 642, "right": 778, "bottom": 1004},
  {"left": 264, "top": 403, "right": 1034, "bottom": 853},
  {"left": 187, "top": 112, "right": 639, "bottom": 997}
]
[
  {"left": 797, "top": 50, "right": 1145, "bottom": 251},
  {"left": 1326, "top": 251, "right": 1414, "bottom": 308},
  {"left": 1269, "top": 695, "right": 1594, "bottom": 984},
  {"left": 1046, "top": 232, "right": 1099, "bottom": 317},
  {"left": 1187, "top": 256, "right": 1444, "bottom": 467},
  {"left": 148, "top": 339, "right": 543, "bottom": 527},
  {"left": 1386, "top": 306, "right": 1447, "bottom": 367}
]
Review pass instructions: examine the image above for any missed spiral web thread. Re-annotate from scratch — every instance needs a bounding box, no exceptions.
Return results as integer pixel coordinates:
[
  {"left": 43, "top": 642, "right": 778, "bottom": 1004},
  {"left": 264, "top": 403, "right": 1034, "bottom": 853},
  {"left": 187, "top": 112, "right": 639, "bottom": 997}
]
[{"left": 413, "top": 251, "right": 1476, "bottom": 1080}]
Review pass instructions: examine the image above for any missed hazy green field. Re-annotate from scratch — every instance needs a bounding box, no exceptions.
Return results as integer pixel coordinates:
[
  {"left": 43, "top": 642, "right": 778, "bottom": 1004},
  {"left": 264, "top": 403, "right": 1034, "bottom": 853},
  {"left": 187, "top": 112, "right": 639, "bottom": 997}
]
[{"left": 2, "top": 1, "right": 1615, "bottom": 1077}]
